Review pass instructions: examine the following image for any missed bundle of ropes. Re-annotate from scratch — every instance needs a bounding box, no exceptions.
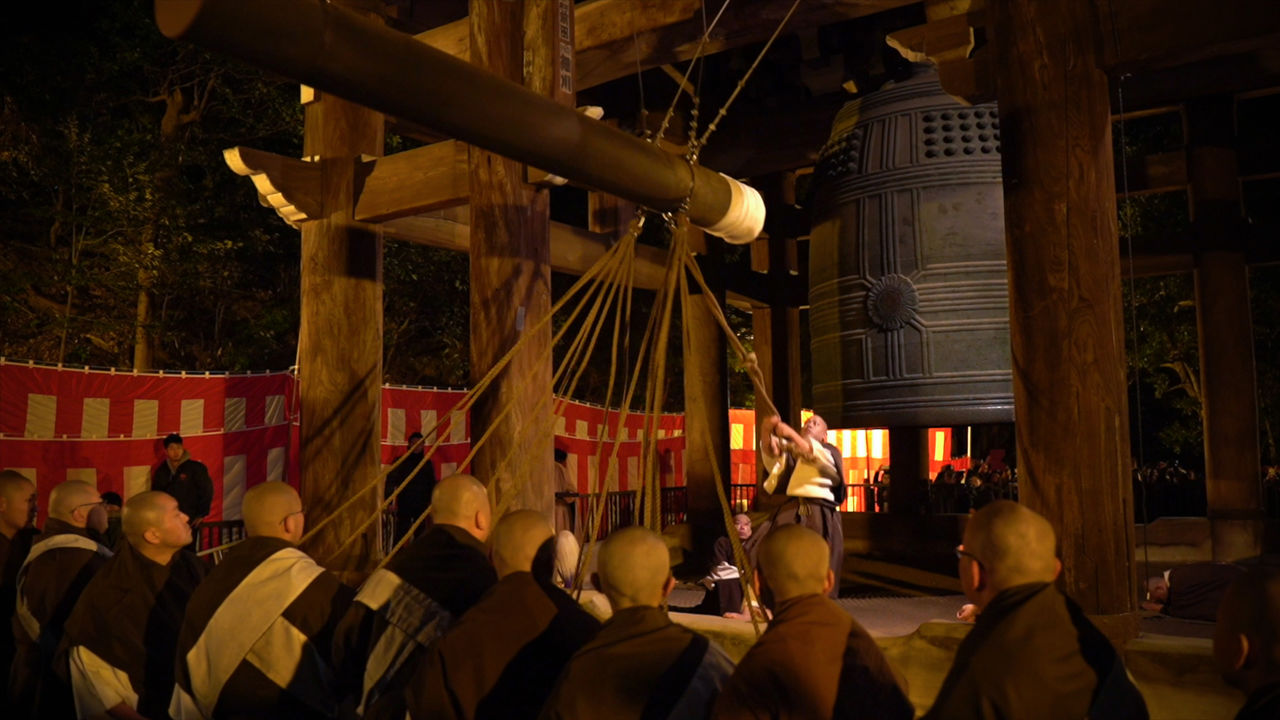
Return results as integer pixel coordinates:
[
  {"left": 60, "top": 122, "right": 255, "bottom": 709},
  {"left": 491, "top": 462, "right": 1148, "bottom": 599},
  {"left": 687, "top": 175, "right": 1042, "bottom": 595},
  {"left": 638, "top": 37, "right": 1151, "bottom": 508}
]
[{"left": 203, "top": 0, "right": 808, "bottom": 637}]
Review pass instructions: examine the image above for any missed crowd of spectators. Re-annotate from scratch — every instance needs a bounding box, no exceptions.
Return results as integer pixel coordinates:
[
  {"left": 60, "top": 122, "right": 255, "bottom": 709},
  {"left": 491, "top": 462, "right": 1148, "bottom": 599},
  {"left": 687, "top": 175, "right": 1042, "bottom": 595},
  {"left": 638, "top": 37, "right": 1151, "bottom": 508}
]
[
  {"left": 1131, "top": 460, "right": 1207, "bottom": 521},
  {"left": 929, "top": 462, "right": 1018, "bottom": 514}
]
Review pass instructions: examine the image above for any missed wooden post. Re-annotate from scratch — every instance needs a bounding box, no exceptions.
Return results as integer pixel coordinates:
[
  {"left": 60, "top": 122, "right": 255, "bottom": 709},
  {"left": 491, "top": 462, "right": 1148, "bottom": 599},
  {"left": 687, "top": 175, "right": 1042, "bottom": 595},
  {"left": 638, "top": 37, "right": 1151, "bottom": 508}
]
[
  {"left": 1188, "top": 97, "right": 1264, "bottom": 561},
  {"left": 684, "top": 232, "right": 732, "bottom": 556},
  {"left": 297, "top": 90, "right": 384, "bottom": 574},
  {"left": 468, "top": 0, "right": 555, "bottom": 517},
  {"left": 888, "top": 426, "right": 929, "bottom": 515},
  {"left": 989, "top": 0, "right": 1138, "bottom": 632}
]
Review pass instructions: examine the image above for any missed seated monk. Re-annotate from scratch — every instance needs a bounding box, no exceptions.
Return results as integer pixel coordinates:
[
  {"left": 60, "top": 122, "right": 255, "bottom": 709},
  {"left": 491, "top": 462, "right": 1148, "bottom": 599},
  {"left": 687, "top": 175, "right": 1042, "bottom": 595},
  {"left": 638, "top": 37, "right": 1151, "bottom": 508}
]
[
  {"left": 713, "top": 525, "right": 913, "bottom": 720},
  {"left": 171, "top": 481, "right": 354, "bottom": 719},
  {"left": 541, "top": 526, "right": 735, "bottom": 719},
  {"left": 1143, "top": 561, "right": 1245, "bottom": 621},
  {"left": 1214, "top": 567, "right": 1280, "bottom": 720},
  {"left": 924, "top": 501, "right": 1147, "bottom": 720},
  {"left": 60, "top": 490, "right": 206, "bottom": 719},
  {"left": 332, "top": 474, "right": 497, "bottom": 719},
  {"left": 407, "top": 510, "right": 601, "bottom": 720},
  {"left": 10, "top": 480, "right": 112, "bottom": 719}
]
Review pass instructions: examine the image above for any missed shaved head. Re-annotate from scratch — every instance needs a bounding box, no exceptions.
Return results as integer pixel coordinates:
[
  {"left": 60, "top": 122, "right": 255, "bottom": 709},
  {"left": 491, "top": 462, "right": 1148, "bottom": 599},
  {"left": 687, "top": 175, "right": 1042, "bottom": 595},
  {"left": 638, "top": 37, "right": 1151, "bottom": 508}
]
[
  {"left": 431, "top": 474, "right": 492, "bottom": 540},
  {"left": 963, "top": 501, "right": 1059, "bottom": 596},
  {"left": 758, "top": 524, "right": 832, "bottom": 602},
  {"left": 243, "top": 482, "right": 304, "bottom": 542},
  {"left": 1215, "top": 567, "right": 1280, "bottom": 693},
  {"left": 49, "top": 480, "right": 103, "bottom": 525},
  {"left": 490, "top": 510, "right": 554, "bottom": 579},
  {"left": 123, "top": 491, "right": 191, "bottom": 555},
  {"left": 596, "top": 527, "right": 671, "bottom": 609}
]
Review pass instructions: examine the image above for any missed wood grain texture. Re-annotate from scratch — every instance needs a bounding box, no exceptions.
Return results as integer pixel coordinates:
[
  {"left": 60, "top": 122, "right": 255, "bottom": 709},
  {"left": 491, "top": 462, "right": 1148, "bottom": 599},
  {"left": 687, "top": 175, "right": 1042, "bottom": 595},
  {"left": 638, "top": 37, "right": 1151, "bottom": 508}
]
[
  {"left": 990, "top": 0, "right": 1137, "bottom": 619},
  {"left": 298, "top": 91, "right": 385, "bottom": 573},
  {"left": 467, "top": 0, "right": 555, "bottom": 518},
  {"left": 1188, "top": 98, "right": 1265, "bottom": 560},
  {"left": 683, "top": 229, "right": 731, "bottom": 558},
  {"left": 353, "top": 140, "right": 468, "bottom": 222}
]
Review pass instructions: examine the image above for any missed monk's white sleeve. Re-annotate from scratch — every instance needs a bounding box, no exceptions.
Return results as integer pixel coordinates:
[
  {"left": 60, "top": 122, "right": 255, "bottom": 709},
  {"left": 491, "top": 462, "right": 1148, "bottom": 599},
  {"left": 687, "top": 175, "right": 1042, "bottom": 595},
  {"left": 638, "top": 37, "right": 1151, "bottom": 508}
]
[{"left": 70, "top": 645, "right": 139, "bottom": 718}]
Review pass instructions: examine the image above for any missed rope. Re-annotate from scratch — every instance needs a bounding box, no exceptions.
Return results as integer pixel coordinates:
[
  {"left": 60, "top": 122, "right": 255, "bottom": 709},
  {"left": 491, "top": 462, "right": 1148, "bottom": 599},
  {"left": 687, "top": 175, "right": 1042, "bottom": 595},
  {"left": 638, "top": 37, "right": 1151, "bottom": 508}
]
[{"left": 697, "top": 0, "right": 804, "bottom": 150}]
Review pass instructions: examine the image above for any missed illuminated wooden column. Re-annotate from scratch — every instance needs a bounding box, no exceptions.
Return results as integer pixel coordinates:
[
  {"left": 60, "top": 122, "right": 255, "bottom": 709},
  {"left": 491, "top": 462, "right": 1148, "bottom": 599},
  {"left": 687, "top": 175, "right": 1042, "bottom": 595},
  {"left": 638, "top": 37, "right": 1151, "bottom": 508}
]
[
  {"left": 1188, "top": 97, "right": 1264, "bottom": 561},
  {"left": 297, "top": 88, "right": 384, "bottom": 573},
  {"left": 989, "top": 0, "right": 1138, "bottom": 633}
]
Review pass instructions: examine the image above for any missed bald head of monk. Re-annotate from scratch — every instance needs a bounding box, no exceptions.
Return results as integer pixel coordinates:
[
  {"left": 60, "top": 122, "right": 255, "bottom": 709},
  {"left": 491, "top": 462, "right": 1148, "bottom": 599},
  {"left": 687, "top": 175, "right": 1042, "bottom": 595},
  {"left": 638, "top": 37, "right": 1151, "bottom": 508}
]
[
  {"left": 242, "top": 481, "right": 306, "bottom": 544},
  {"left": 0, "top": 469, "right": 37, "bottom": 538},
  {"left": 122, "top": 491, "right": 191, "bottom": 565},
  {"left": 593, "top": 526, "right": 674, "bottom": 610},
  {"left": 49, "top": 480, "right": 109, "bottom": 534},
  {"left": 757, "top": 524, "right": 835, "bottom": 604},
  {"left": 1215, "top": 567, "right": 1280, "bottom": 697},
  {"left": 430, "top": 474, "right": 492, "bottom": 542},
  {"left": 489, "top": 510, "right": 555, "bottom": 580},
  {"left": 959, "top": 500, "right": 1061, "bottom": 609}
]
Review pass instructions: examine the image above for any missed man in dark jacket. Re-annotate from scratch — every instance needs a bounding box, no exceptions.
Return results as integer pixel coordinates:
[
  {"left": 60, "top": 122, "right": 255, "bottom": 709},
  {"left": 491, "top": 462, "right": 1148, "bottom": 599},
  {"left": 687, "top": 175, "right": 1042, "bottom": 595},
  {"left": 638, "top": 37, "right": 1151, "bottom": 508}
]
[
  {"left": 152, "top": 433, "right": 214, "bottom": 545},
  {"left": 385, "top": 432, "right": 436, "bottom": 544},
  {"left": 1215, "top": 566, "right": 1280, "bottom": 720},
  {"left": 924, "top": 501, "right": 1148, "bottom": 720},
  {"left": 9, "top": 480, "right": 112, "bottom": 719}
]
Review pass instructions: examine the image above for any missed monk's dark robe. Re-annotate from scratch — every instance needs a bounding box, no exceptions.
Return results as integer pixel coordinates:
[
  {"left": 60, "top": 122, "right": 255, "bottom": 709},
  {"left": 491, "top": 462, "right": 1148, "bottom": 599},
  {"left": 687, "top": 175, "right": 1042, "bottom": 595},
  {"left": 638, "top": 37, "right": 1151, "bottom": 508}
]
[
  {"left": 1, "top": 526, "right": 39, "bottom": 702},
  {"left": 541, "top": 605, "right": 734, "bottom": 720},
  {"left": 1164, "top": 562, "right": 1245, "bottom": 621},
  {"left": 1235, "top": 681, "right": 1280, "bottom": 720},
  {"left": 332, "top": 523, "right": 496, "bottom": 719},
  {"left": 9, "top": 519, "right": 112, "bottom": 719},
  {"left": 172, "top": 536, "right": 354, "bottom": 719},
  {"left": 714, "top": 593, "right": 912, "bottom": 720},
  {"left": 923, "top": 583, "right": 1149, "bottom": 720},
  {"left": 407, "top": 571, "right": 601, "bottom": 720},
  {"left": 60, "top": 541, "right": 206, "bottom": 719}
]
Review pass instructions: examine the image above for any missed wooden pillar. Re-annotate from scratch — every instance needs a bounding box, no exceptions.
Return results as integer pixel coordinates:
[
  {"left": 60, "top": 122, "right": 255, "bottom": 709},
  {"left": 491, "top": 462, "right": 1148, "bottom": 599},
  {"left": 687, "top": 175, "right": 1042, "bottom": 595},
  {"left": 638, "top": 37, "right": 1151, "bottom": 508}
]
[
  {"left": 685, "top": 233, "right": 731, "bottom": 556},
  {"left": 750, "top": 301, "right": 802, "bottom": 427},
  {"left": 468, "top": 0, "right": 555, "bottom": 517},
  {"left": 989, "top": 0, "right": 1138, "bottom": 629},
  {"left": 888, "top": 426, "right": 929, "bottom": 515},
  {"left": 298, "top": 90, "right": 384, "bottom": 573},
  {"left": 1188, "top": 97, "right": 1264, "bottom": 560}
]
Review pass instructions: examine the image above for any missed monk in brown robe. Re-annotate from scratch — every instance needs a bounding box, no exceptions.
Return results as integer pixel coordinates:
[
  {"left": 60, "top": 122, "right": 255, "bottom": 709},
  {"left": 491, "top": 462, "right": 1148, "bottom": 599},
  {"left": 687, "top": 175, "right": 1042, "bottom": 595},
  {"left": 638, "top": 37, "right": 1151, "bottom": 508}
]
[
  {"left": 407, "top": 510, "right": 600, "bottom": 720},
  {"left": 924, "top": 501, "right": 1147, "bottom": 720},
  {"left": 0, "top": 469, "right": 40, "bottom": 702},
  {"left": 172, "top": 481, "right": 353, "bottom": 719},
  {"left": 1214, "top": 567, "right": 1280, "bottom": 720},
  {"left": 10, "top": 480, "right": 112, "bottom": 719},
  {"left": 60, "top": 490, "right": 206, "bottom": 719},
  {"left": 714, "top": 525, "right": 913, "bottom": 720},
  {"left": 541, "top": 526, "right": 734, "bottom": 720}
]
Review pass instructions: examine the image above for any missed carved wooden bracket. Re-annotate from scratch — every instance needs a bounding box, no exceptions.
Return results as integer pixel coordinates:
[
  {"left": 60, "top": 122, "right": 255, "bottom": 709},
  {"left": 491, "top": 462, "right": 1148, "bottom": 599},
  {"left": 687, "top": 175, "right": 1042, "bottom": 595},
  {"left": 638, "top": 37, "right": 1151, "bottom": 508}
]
[
  {"left": 886, "top": 0, "right": 993, "bottom": 105},
  {"left": 223, "top": 146, "right": 321, "bottom": 228}
]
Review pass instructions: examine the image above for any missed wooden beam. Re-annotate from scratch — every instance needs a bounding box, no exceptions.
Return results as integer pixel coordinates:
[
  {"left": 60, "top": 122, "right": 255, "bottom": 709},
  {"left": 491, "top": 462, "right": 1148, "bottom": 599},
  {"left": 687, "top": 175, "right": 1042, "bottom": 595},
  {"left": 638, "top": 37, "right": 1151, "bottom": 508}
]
[
  {"left": 1098, "top": 0, "right": 1280, "bottom": 73},
  {"left": 353, "top": 140, "right": 469, "bottom": 222},
  {"left": 699, "top": 93, "right": 848, "bottom": 178},
  {"left": 577, "top": 0, "right": 919, "bottom": 90},
  {"left": 1115, "top": 150, "right": 1187, "bottom": 196},
  {"left": 223, "top": 146, "right": 321, "bottom": 227},
  {"left": 416, "top": 0, "right": 701, "bottom": 90}
]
